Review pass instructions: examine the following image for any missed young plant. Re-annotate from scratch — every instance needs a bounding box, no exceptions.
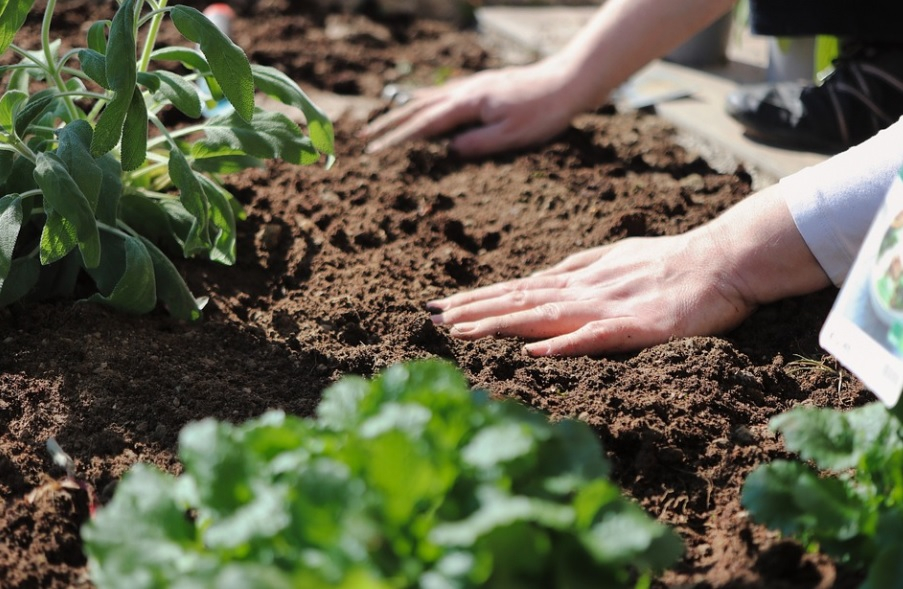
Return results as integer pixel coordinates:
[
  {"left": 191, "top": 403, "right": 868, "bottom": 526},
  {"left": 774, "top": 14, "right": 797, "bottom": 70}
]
[
  {"left": 0, "top": 0, "right": 334, "bottom": 318},
  {"left": 82, "top": 359, "right": 683, "bottom": 589},
  {"left": 742, "top": 402, "right": 903, "bottom": 589}
]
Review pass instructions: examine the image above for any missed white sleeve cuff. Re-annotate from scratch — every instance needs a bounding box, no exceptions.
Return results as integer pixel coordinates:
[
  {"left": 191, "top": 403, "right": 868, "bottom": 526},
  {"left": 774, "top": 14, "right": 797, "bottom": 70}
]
[{"left": 783, "top": 118, "right": 903, "bottom": 286}]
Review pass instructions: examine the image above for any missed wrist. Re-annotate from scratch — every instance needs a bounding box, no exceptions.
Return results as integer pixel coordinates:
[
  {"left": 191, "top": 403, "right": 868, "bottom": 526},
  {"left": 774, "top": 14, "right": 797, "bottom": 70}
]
[{"left": 704, "top": 185, "right": 831, "bottom": 307}]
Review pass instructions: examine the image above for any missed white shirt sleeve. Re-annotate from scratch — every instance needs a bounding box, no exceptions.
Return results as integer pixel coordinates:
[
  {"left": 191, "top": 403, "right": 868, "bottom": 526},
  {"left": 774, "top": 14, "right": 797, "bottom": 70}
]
[{"left": 783, "top": 117, "right": 903, "bottom": 286}]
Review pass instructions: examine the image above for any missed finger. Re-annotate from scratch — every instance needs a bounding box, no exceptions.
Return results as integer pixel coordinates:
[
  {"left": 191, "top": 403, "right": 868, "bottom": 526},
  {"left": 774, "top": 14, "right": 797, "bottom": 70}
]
[
  {"left": 449, "top": 120, "right": 521, "bottom": 158},
  {"left": 368, "top": 96, "right": 488, "bottom": 154},
  {"left": 445, "top": 300, "right": 603, "bottom": 341},
  {"left": 524, "top": 317, "right": 660, "bottom": 357},
  {"left": 426, "top": 274, "right": 568, "bottom": 313},
  {"left": 531, "top": 246, "right": 611, "bottom": 277},
  {"left": 360, "top": 94, "right": 438, "bottom": 139},
  {"left": 431, "top": 286, "right": 581, "bottom": 326}
]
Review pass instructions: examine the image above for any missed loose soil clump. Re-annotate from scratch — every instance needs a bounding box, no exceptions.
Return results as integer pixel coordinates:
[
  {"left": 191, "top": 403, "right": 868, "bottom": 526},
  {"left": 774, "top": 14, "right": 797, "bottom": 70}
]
[{"left": 0, "top": 2, "right": 868, "bottom": 587}]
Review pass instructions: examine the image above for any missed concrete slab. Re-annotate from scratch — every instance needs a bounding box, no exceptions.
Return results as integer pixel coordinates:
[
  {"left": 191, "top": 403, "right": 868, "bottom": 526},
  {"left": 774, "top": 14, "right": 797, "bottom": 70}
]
[{"left": 476, "top": 5, "right": 829, "bottom": 187}]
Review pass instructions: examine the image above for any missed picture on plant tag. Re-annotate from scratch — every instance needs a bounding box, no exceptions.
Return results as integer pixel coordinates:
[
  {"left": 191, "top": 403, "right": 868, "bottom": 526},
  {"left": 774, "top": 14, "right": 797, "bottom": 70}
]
[{"left": 820, "top": 169, "right": 903, "bottom": 408}]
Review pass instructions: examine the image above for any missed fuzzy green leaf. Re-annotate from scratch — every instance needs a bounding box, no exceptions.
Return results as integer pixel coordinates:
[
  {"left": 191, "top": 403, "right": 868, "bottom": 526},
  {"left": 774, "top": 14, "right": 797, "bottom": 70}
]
[
  {"left": 40, "top": 209, "right": 78, "bottom": 264},
  {"left": 195, "top": 109, "right": 320, "bottom": 165},
  {"left": 94, "top": 153, "right": 122, "bottom": 226},
  {"left": 0, "top": 151, "right": 12, "bottom": 186},
  {"left": 190, "top": 152, "right": 263, "bottom": 175},
  {"left": 0, "top": 192, "right": 25, "bottom": 281},
  {"left": 85, "top": 229, "right": 156, "bottom": 315},
  {"left": 251, "top": 64, "right": 335, "bottom": 156},
  {"left": 91, "top": 88, "right": 130, "bottom": 158},
  {"left": 149, "top": 46, "right": 210, "bottom": 72},
  {"left": 170, "top": 5, "right": 254, "bottom": 122},
  {"left": 168, "top": 147, "right": 210, "bottom": 256},
  {"left": 33, "top": 152, "right": 101, "bottom": 268},
  {"left": 198, "top": 175, "right": 236, "bottom": 264},
  {"left": 0, "top": 89, "right": 26, "bottom": 132},
  {"left": 13, "top": 88, "right": 55, "bottom": 138},
  {"left": 0, "top": 0, "right": 34, "bottom": 55},
  {"left": 138, "top": 235, "right": 203, "bottom": 321},
  {"left": 119, "top": 193, "right": 186, "bottom": 253},
  {"left": 0, "top": 255, "right": 38, "bottom": 307},
  {"left": 57, "top": 120, "right": 103, "bottom": 210},
  {"left": 120, "top": 87, "right": 147, "bottom": 171},
  {"left": 77, "top": 49, "right": 109, "bottom": 89},
  {"left": 104, "top": 0, "right": 137, "bottom": 93},
  {"left": 136, "top": 71, "right": 159, "bottom": 92},
  {"left": 152, "top": 70, "right": 202, "bottom": 119},
  {"left": 86, "top": 20, "right": 109, "bottom": 53}
]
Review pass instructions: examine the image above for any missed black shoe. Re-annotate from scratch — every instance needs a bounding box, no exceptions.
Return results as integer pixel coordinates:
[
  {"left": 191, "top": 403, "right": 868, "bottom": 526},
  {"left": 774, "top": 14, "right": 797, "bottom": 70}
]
[{"left": 726, "top": 44, "right": 903, "bottom": 153}]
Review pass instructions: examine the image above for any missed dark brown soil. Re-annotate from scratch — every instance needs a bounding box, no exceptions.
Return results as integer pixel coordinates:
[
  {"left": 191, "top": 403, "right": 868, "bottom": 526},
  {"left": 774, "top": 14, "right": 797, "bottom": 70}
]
[{"left": 0, "top": 2, "right": 870, "bottom": 588}]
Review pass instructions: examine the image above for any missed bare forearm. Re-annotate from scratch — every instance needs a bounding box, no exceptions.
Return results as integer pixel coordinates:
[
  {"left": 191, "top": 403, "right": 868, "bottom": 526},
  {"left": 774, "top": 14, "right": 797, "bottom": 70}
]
[{"left": 552, "top": 0, "right": 737, "bottom": 112}]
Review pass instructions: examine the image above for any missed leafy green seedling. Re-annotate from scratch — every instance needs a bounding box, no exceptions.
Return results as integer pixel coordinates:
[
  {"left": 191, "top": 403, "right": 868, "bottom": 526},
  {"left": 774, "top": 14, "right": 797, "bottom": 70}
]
[
  {"left": 0, "top": 0, "right": 334, "bottom": 318},
  {"left": 742, "top": 402, "right": 903, "bottom": 589},
  {"left": 83, "top": 359, "right": 683, "bottom": 589}
]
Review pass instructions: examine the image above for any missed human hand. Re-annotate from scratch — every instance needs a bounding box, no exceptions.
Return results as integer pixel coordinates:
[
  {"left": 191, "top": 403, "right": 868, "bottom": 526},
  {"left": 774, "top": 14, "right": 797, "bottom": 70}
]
[
  {"left": 426, "top": 232, "right": 758, "bottom": 356},
  {"left": 362, "top": 60, "right": 584, "bottom": 158}
]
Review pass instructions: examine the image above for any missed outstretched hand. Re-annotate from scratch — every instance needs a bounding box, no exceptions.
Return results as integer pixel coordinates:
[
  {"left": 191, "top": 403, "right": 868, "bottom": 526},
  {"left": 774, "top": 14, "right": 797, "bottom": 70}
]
[
  {"left": 426, "top": 185, "right": 832, "bottom": 357},
  {"left": 361, "top": 60, "right": 583, "bottom": 158},
  {"left": 426, "top": 233, "right": 757, "bottom": 356}
]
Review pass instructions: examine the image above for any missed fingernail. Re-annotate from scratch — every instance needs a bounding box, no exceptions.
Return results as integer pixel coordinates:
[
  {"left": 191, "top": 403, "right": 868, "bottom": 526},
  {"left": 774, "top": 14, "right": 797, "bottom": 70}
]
[
  {"left": 430, "top": 314, "right": 445, "bottom": 325},
  {"left": 424, "top": 300, "right": 446, "bottom": 313},
  {"left": 524, "top": 343, "right": 549, "bottom": 356},
  {"left": 450, "top": 325, "right": 474, "bottom": 336}
]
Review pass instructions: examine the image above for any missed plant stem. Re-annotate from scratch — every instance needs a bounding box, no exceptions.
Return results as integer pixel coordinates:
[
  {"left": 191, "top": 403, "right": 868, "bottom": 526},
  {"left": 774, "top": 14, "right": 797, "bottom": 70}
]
[
  {"left": 0, "top": 137, "right": 38, "bottom": 162},
  {"left": 40, "top": 0, "right": 81, "bottom": 122},
  {"left": 138, "top": 1, "right": 169, "bottom": 74},
  {"left": 146, "top": 123, "right": 208, "bottom": 150}
]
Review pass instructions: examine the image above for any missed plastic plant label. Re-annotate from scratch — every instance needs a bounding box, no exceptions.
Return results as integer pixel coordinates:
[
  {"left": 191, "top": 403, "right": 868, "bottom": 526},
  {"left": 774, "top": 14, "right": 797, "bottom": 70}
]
[{"left": 821, "top": 169, "right": 903, "bottom": 408}]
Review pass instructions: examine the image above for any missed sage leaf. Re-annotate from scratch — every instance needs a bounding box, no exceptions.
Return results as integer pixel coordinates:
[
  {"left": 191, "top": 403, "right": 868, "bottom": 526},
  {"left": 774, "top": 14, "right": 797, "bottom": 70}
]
[
  {"left": 138, "top": 235, "right": 203, "bottom": 321},
  {"left": 170, "top": 5, "right": 254, "bottom": 122},
  {"left": 120, "top": 87, "right": 147, "bottom": 171},
  {"left": 77, "top": 48, "right": 109, "bottom": 89},
  {"left": 85, "top": 229, "right": 156, "bottom": 315},
  {"left": 136, "top": 72, "right": 160, "bottom": 93},
  {"left": 86, "top": 20, "right": 109, "bottom": 53},
  {"left": 152, "top": 70, "right": 202, "bottom": 119},
  {"left": 104, "top": 0, "right": 137, "bottom": 94},
  {"left": 0, "top": 0, "right": 34, "bottom": 55},
  {"left": 13, "top": 88, "right": 55, "bottom": 138},
  {"left": 195, "top": 109, "right": 320, "bottom": 165},
  {"left": 0, "top": 256, "right": 38, "bottom": 306},
  {"left": 198, "top": 175, "right": 236, "bottom": 264},
  {"left": 0, "top": 88, "right": 26, "bottom": 132},
  {"left": 0, "top": 150, "right": 12, "bottom": 186},
  {"left": 0, "top": 192, "right": 25, "bottom": 281},
  {"left": 94, "top": 154, "right": 122, "bottom": 226},
  {"left": 33, "top": 152, "right": 101, "bottom": 268},
  {"left": 57, "top": 119, "right": 103, "bottom": 209},
  {"left": 168, "top": 147, "right": 210, "bottom": 256},
  {"left": 251, "top": 65, "right": 335, "bottom": 156},
  {"left": 149, "top": 46, "right": 210, "bottom": 72},
  {"left": 91, "top": 88, "right": 130, "bottom": 157},
  {"left": 39, "top": 210, "right": 77, "bottom": 264}
]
